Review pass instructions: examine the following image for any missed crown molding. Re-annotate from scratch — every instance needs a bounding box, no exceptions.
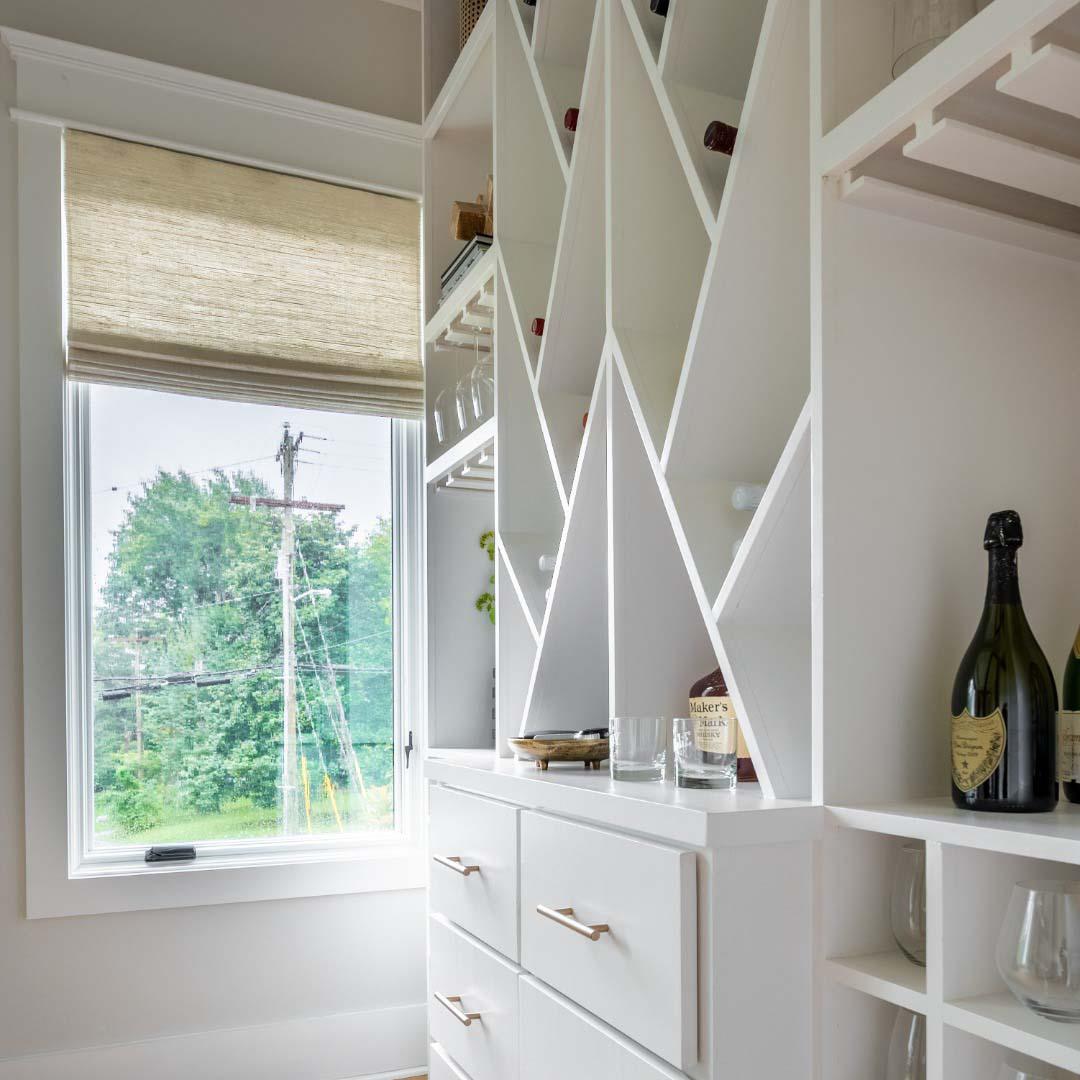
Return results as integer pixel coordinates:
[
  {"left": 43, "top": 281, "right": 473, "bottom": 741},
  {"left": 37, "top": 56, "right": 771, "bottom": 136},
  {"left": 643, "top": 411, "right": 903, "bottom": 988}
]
[{"left": 0, "top": 27, "right": 423, "bottom": 146}]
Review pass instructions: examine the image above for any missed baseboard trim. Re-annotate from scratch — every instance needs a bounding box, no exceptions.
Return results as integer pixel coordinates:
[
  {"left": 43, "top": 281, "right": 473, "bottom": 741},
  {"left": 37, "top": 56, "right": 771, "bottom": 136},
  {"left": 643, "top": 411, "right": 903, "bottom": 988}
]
[{"left": 0, "top": 1003, "right": 426, "bottom": 1080}]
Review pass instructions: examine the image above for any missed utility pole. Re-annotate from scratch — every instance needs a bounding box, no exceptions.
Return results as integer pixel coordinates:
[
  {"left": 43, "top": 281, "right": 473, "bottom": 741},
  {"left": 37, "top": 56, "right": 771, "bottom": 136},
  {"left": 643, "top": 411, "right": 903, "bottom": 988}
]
[
  {"left": 278, "top": 423, "right": 300, "bottom": 836},
  {"left": 229, "top": 427, "right": 343, "bottom": 836}
]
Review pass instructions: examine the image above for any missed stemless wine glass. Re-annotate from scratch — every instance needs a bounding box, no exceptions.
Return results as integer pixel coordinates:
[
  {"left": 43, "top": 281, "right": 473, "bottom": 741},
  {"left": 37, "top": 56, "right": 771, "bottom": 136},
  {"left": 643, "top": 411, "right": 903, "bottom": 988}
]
[
  {"left": 892, "top": 0, "right": 978, "bottom": 78},
  {"left": 610, "top": 717, "right": 667, "bottom": 782},
  {"left": 891, "top": 843, "right": 927, "bottom": 966},
  {"left": 997, "top": 881, "right": 1080, "bottom": 1022},
  {"left": 885, "top": 1008, "right": 926, "bottom": 1080}
]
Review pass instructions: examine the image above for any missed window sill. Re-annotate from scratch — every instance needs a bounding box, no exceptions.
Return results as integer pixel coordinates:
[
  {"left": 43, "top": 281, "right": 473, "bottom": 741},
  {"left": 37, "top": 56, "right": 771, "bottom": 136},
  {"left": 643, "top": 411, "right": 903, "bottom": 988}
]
[{"left": 29, "top": 842, "right": 427, "bottom": 919}]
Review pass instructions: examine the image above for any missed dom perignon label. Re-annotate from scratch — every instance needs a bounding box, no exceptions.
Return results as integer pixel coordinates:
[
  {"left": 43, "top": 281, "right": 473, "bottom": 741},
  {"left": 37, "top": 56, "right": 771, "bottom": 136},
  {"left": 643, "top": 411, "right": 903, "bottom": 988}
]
[
  {"left": 951, "top": 708, "right": 1006, "bottom": 792},
  {"left": 1061, "top": 712, "right": 1080, "bottom": 782},
  {"left": 689, "top": 695, "right": 737, "bottom": 755}
]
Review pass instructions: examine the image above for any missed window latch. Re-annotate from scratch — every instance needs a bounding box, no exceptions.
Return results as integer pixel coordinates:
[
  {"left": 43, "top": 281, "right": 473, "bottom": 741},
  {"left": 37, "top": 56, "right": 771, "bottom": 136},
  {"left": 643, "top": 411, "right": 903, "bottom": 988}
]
[
  {"left": 145, "top": 845, "right": 196, "bottom": 864},
  {"left": 404, "top": 729, "right": 414, "bottom": 769}
]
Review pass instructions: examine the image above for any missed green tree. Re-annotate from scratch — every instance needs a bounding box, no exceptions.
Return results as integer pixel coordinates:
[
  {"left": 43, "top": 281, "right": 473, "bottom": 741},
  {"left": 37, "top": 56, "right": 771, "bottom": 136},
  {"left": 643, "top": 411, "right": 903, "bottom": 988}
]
[{"left": 93, "top": 467, "right": 393, "bottom": 841}]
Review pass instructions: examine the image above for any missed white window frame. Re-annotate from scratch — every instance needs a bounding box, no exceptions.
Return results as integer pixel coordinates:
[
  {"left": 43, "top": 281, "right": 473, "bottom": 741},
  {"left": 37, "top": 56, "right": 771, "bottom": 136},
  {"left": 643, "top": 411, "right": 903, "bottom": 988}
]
[{"left": 8, "top": 27, "right": 428, "bottom": 917}]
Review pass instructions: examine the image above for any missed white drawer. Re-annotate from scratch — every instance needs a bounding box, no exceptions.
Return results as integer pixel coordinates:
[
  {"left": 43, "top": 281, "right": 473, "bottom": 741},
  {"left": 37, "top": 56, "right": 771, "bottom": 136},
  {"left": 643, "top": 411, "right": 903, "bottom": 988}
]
[
  {"left": 520, "top": 976, "right": 686, "bottom": 1080},
  {"left": 520, "top": 811, "right": 697, "bottom": 1070},
  {"left": 430, "top": 1042, "right": 471, "bottom": 1080},
  {"left": 429, "top": 914, "right": 519, "bottom": 1080},
  {"left": 429, "top": 784, "right": 519, "bottom": 959}
]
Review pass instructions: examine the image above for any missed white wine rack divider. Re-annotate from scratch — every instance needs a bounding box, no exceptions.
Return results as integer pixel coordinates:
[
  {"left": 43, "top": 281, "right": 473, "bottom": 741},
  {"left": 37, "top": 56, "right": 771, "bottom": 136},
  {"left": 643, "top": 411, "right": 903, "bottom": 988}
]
[{"left": 422, "top": 0, "right": 815, "bottom": 797}]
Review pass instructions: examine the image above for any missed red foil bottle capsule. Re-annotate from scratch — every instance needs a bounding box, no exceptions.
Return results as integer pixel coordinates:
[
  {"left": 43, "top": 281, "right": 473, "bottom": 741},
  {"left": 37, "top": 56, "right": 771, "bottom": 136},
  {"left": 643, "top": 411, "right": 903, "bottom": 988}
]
[
  {"left": 531, "top": 317, "right": 545, "bottom": 337},
  {"left": 703, "top": 120, "right": 738, "bottom": 156},
  {"left": 564, "top": 107, "right": 580, "bottom": 133}
]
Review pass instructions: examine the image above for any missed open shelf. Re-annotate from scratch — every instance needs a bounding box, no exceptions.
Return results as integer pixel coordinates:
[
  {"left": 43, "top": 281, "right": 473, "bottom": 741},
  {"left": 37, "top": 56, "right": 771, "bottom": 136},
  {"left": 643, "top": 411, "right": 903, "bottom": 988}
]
[
  {"left": 608, "top": 0, "right": 710, "bottom": 457},
  {"left": 714, "top": 402, "right": 811, "bottom": 800},
  {"left": 826, "top": 952, "right": 928, "bottom": 1012},
  {"left": 496, "top": 545, "right": 538, "bottom": 751},
  {"left": 608, "top": 360, "right": 717, "bottom": 722},
  {"left": 623, "top": 0, "right": 668, "bottom": 64},
  {"left": 530, "top": 0, "right": 600, "bottom": 163},
  {"left": 424, "top": 2, "right": 495, "bottom": 137},
  {"left": 425, "top": 247, "right": 496, "bottom": 345},
  {"left": 522, "top": 366, "right": 609, "bottom": 735},
  {"left": 945, "top": 995, "right": 1080, "bottom": 1074},
  {"left": 658, "top": 0, "right": 769, "bottom": 216},
  {"left": 425, "top": 416, "right": 496, "bottom": 486},
  {"left": 534, "top": 16, "right": 607, "bottom": 497}
]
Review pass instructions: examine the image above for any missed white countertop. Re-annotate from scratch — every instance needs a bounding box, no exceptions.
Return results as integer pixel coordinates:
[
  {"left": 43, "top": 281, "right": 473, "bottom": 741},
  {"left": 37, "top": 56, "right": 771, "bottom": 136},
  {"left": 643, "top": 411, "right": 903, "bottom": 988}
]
[{"left": 425, "top": 749, "right": 822, "bottom": 848}]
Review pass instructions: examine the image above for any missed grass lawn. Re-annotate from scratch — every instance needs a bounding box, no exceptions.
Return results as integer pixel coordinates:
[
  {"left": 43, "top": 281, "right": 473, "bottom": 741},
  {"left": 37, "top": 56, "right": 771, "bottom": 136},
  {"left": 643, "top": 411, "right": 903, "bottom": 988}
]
[{"left": 94, "top": 786, "right": 394, "bottom": 847}]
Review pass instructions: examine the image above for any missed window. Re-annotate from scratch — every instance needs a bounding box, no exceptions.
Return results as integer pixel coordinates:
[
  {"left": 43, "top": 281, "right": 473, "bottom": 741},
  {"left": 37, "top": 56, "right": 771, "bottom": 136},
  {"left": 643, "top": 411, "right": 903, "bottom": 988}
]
[
  {"left": 59, "top": 132, "right": 424, "bottom": 876},
  {"left": 86, "top": 386, "right": 402, "bottom": 853}
]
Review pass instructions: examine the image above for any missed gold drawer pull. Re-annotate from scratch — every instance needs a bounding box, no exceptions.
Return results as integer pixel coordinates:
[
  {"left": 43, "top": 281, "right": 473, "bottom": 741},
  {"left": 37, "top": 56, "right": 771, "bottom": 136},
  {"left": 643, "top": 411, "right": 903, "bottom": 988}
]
[
  {"left": 433, "top": 854, "right": 480, "bottom": 876},
  {"left": 435, "top": 992, "right": 482, "bottom": 1027},
  {"left": 536, "top": 904, "right": 610, "bottom": 941}
]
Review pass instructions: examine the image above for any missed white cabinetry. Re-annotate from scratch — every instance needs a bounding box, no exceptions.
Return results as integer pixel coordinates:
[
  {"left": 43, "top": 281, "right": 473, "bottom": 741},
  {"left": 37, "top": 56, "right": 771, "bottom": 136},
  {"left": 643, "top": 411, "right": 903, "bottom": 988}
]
[{"left": 425, "top": 757, "right": 819, "bottom": 1079}]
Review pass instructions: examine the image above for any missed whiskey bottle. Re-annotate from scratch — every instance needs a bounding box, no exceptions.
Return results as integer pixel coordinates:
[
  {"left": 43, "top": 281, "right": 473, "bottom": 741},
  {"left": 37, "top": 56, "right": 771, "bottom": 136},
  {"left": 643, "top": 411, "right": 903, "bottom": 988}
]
[
  {"left": 689, "top": 664, "right": 756, "bottom": 783},
  {"left": 950, "top": 510, "right": 1057, "bottom": 812}
]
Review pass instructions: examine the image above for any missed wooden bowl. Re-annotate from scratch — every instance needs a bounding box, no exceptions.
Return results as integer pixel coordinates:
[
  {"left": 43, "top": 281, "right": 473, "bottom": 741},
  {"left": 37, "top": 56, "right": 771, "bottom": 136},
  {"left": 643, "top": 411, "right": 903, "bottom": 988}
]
[{"left": 508, "top": 737, "right": 610, "bottom": 771}]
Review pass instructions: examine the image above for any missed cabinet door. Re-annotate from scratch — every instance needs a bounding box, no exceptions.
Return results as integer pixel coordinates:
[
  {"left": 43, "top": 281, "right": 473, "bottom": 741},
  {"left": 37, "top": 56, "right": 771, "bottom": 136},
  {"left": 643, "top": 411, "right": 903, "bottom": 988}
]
[
  {"left": 429, "top": 915, "right": 519, "bottom": 1080},
  {"left": 520, "top": 811, "right": 697, "bottom": 1070},
  {"left": 429, "top": 784, "right": 519, "bottom": 959},
  {"left": 519, "top": 976, "right": 687, "bottom": 1080}
]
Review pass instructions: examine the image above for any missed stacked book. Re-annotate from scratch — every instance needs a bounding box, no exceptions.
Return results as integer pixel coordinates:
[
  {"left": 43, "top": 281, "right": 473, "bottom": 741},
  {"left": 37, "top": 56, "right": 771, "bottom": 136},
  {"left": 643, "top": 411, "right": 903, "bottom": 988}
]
[{"left": 440, "top": 234, "right": 492, "bottom": 303}]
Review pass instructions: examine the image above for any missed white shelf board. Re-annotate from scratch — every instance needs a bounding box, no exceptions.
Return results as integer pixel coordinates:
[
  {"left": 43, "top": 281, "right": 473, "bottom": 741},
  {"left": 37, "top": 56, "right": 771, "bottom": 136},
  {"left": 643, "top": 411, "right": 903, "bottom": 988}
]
[
  {"left": 423, "top": 2, "right": 495, "bottom": 140},
  {"left": 818, "top": 0, "right": 1077, "bottom": 177},
  {"left": 425, "top": 247, "right": 497, "bottom": 346},
  {"left": 840, "top": 174, "right": 1080, "bottom": 264},
  {"left": 830, "top": 799, "right": 1080, "bottom": 865},
  {"left": 998, "top": 41, "right": 1080, "bottom": 121},
  {"left": 425, "top": 748, "right": 821, "bottom": 849},
  {"left": 944, "top": 993, "right": 1080, "bottom": 1074},
  {"left": 425, "top": 417, "right": 496, "bottom": 485},
  {"left": 826, "top": 952, "right": 928, "bottom": 1013},
  {"left": 904, "top": 117, "right": 1080, "bottom": 210}
]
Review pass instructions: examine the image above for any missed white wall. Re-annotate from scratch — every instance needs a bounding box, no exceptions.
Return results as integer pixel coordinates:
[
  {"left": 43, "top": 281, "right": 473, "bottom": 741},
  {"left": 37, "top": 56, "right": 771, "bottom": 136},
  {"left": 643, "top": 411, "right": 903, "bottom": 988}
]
[
  {"left": 0, "top": 0, "right": 422, "bottom": 121},
  {"left": 0, "top": 5, "right": 427, "bottom": 1075}
]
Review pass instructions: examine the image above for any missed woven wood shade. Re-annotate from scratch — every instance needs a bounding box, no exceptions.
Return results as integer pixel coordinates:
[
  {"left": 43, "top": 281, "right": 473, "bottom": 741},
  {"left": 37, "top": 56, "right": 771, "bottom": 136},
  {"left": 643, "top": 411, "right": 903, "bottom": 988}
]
[{"left": 64, "top": 131, "right": 422, "bottom": 418}]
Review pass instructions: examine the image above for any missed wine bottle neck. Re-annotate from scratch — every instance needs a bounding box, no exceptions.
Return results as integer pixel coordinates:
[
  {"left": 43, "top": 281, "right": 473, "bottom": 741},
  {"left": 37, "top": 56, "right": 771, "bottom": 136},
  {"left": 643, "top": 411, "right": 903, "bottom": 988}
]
[{"left": 985, "top": 547, "right": 1021, "bottom": 605}]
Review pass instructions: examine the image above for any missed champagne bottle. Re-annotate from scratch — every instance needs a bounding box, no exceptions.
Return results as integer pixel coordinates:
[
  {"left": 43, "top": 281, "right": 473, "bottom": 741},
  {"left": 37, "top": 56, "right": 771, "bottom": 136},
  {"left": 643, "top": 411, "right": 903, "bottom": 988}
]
[
  {"left": 704, "top": 120, "right": 738, "bottom": 155},
  {"left": 689, "top": 665, "right": 757, "bottom": 783},
  {"left": 950, "top": 510, "right": 1057, "bottom": 812},
  {"left": 564, "top": 107, "right": 580, "bottom": 133},
  {"left": 650, "top": 0, "right": 669, "bottom": 14},
  {"left": 1060, "top": 625, "right": 1080, "bottom": 803}
]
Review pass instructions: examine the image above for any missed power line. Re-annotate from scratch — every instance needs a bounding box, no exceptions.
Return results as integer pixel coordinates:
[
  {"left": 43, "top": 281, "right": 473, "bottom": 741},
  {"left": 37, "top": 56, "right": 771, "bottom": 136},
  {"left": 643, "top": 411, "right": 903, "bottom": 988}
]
[{"left": 93, "top": 455, "right": 275, "bottom": 496}]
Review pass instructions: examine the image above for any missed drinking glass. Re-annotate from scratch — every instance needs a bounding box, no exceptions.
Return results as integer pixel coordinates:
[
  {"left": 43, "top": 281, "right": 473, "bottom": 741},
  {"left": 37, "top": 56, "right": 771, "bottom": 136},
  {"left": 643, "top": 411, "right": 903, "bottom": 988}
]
[
  {"left": 610, "top": 717, "right": 667, "bottom": 782},
  {"left": 432, "top": 387, "right": 452, "bottom": 445},
  {"left": 454, "top": 376, "right": 471, "bottom": 434},
  {"left": 892, "top": 0, "right": 978, "bottom": 78},
  {"left": 997, "top": 880, "right": 1080, "bottom": 1022},
  {"left": 891, "top": 843, "right": 927, "bottom": 966},
  {"left": 468, "top": 355, "right": 494, "bottom": 421},
  {"left": 673, "top": 716, "right": 736, "bottom": 790},
  {"left": 885, "top": 1008, "right": 925, "bottom": 1080}
]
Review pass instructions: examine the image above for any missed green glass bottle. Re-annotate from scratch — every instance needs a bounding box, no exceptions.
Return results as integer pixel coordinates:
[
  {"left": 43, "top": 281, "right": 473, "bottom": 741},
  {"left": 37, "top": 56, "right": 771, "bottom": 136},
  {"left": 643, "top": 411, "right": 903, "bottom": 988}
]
[
  {"left": 950, "top": 510, "right": 1057, "bottom": 812},
  {"left": 1060, "top": 626, "right": 1080, "bottom": 804}
]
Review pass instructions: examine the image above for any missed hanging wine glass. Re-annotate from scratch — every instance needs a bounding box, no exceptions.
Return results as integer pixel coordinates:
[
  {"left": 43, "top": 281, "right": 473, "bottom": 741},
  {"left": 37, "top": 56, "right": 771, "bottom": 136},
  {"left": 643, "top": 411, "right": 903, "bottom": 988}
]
[
  {"left": 468, "top": 337, "right": 494, "bottom": 421},
  {"left": 454, "top": 374, "right": 471, "bottom": 434},
  {"left": 432, "top": 386, "right": 452, "bottom": 445}
]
